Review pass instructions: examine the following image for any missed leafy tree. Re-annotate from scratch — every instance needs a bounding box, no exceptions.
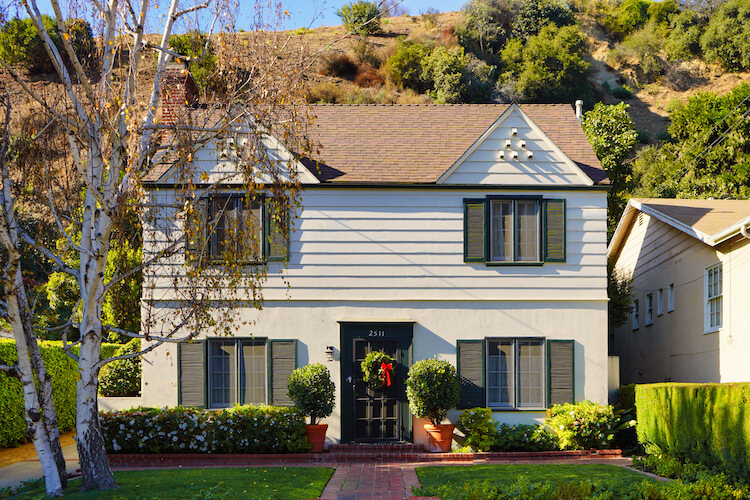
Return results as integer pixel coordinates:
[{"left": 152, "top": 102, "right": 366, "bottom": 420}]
[
  {"left": 665, "top": 9, "right": 706, "bottom": 60},
  {"left": 608, "top": 264, "right": 633, "bottom": 336},
  {"left": 581, "top": 102, "right": 638, "bottom": 236},
  {"left": 457, "top": 0, "right": 515, "bottom": 62},
  {"left": 606, "top": 0, "right": 651, "bottom": 38},
  {"left": 336, "top": 1, "right": 382, "bottom": 36},
  {"left": 500, "top": 24, "right": 591, "bottom": 103},
  {"left": 633, "top": 83, "right": 750, "bottom": 199},
  {"left": 421, "top": 46, "right": 495, "bottom": 103},
  {"left": 0, "top": 16, "right": 60, "bottom": 73},
  {"left": 511, "top": 0, "right": 575, "bottom": 39},
  {"left": 700, "top": 0, "right": 750, "bottom": 71},
  {"left": 647, "top": 0, "right": 679, "bottom": 26},
  {"left": 389, "top": 40, "right": 432, "bottom": 92},
  {"left": 169, "top": 30, "right": 217, "bottom": 91}
]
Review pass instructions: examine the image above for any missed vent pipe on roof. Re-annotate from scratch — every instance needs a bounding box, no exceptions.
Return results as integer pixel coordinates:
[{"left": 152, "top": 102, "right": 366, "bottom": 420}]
[{"left": 575, "top": 100, "right": 584, "bottom": 121}]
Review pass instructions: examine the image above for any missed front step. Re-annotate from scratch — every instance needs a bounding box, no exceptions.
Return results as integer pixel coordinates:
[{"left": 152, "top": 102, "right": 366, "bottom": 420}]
[
  {"left": 328, "top": 442, "right": 425, "bottom": 453},
  {"left": 327, "top": 442, "right": 429, "bottom": 461}
]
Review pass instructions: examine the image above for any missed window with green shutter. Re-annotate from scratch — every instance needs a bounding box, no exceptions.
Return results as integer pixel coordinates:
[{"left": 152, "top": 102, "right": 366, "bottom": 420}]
[
  {"left": 463, "top": 197, "right": 566, "bottom": 264},
  {"left": 186, "top": 194, "right": 289, "bottom": 265},
  {"left": 457, "top": 338, "right": 575, "bottom": 410}
]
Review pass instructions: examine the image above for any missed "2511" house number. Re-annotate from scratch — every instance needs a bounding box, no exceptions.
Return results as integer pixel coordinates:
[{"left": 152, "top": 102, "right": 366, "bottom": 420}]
[{"left": 368, "top": 330, "right": 385, "bottom": 337}]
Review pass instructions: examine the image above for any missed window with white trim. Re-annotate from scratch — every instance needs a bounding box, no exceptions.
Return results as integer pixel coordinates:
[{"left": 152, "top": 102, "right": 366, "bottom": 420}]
[
  {"left": 487, "top": 339, "right": 544, "bottom": 409},
  {"left": 632, "top": 300, "right": 639, "bottom": 330},
  {"left": 668, "top": 284, "right": 674, "bottom": 312},
  {"left": 705, "top": 263, "right": 723, "bottom": 332},
  {"left": 657, "top": 289, "right": 664, "bottom": 316},
  {"left": 208, "top": 339, "right": 267, "bottom": 408},
  {"left": 645, "top": 293, "right": 653, "bottom": 325}
]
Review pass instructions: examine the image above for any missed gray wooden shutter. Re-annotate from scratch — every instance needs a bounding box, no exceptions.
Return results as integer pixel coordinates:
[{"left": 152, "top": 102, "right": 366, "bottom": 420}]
[
  {"left": 269, "top": 339, "right": 296, "bottom": 406},
  {"left": 178, "top": 341, "right": 206, "bottom": 408},
  {"left": 547, "top": 339, "right": 574, "bottom": 406},
  {"left": 265, "top": 197, "right": 288, "bottom": 262},
  {"left": 544, "top": 199, "right": 565, "bottom": 262},
  {"left": 457, "top": 340, "right": 485, "bottom": 408},
  {"left": 464, "top": 199, "right": 487, "bottom": 263},
  {"left": 186, "top": 198, "right": 208, "bottom": 265}
]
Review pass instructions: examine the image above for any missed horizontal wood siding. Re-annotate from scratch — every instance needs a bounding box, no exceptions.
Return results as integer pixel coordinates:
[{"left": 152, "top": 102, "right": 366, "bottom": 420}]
[{"left": 144, "top": 188, "right": 607, "bottom": 301}]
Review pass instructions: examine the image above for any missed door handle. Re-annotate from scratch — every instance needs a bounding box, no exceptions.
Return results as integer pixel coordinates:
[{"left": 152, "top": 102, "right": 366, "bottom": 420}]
[{"left": 347, "top": 376, "right": 353, "bottom": 384}]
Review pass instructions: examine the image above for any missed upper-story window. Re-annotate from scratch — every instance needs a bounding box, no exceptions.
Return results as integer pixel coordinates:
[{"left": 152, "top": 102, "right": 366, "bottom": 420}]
[
  {"left": 464, "top": 197, "right": 565, "bottom": 264},
  {"left": 186, "top": 194, "right": 287, "bottom": 265},
  {"left": 645, "top": 293, "right": 654, "bottom": 326},
  {"left": 705, "top": 263, "right": 723, "bottom": 332}
]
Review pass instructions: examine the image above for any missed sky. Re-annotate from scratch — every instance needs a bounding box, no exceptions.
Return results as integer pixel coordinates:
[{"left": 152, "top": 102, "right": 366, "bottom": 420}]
[{"left": 278, "top": 0, "right": 464, "bottom": 30}]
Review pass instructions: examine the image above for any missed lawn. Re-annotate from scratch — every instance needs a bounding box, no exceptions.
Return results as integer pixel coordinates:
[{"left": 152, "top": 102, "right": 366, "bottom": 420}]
[
  {"left": 415, "top": 464, "right": 655, "bottom": 498},
  {"left": 8, "top": 467, "right": 334, "bottom": 500}
]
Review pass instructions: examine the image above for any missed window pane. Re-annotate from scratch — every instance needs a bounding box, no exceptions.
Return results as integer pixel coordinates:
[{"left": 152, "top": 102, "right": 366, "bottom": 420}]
[
  {"left": 209, "top": 341, "right": 236, "bottom": 408},
  {"left": 517, "top": 340, "right": 544, "bottom": 407},
  {"left": 516, "top": 201, "right": 539, "bottom": 261},
  {"left": 241, "top": 342, "right": 266, "bottom": 405},
  {"left": 491, "top": 201, "right": 513, "bottom": 261},
  {"left": 487, "top": 341, "right": 513, "bottom": 406}
]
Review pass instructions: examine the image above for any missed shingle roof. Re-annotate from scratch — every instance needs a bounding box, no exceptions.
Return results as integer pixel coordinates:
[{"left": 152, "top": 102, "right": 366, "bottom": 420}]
[
  {"left": 304, "top": 103, "right": 607, "bottom": 185},
  {"left": 609, "top": 198, "right": 750, "bottom": 258}
]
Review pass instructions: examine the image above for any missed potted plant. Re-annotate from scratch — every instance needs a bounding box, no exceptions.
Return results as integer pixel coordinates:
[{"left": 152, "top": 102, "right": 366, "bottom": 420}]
[
  {"left": 406, "top": 358, "right": 461, "bottom": 452},
  {"left": 287, "top": 363, "right": 336, "bottom": 452}
]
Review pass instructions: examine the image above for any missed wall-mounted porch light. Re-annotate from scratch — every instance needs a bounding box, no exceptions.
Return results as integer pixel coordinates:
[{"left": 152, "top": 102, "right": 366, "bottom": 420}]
[{"left": 325, "top": 346, "right": 335, "bottom": 362}]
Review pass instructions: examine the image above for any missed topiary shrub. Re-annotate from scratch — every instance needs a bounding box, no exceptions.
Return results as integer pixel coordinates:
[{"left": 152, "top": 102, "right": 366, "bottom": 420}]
[
  {"left": 336, "top": 1, "right": 382, "bottom": 36},
  {"left": 98, "top": 338, "right": 141, "bottom": 397},
  {"left": 545, "top": 400, "right": 619, "bottom": 450},
  {"left": 457, "top": 408, "right": 497, "bottom": 451},
  {"left": 406, "top": 358, "right": 460, "bottom": 426},
  {"left": 287, "top": 363, "right": 335, "bottom": 425}
]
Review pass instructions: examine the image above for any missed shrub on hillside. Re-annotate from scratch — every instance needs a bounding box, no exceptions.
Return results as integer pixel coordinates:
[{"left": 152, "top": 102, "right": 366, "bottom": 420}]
[
  {"left": 389, "top": 40, "right": 432, "bottom": 92},
  {"left": 101, "top": 406, "right": 310, "bottom": 454},
  {"left": 700, "top": 0, "right": 750, "bottom": 71},
  {"left": 354, "top": 65, "right": 384, "bottom": 87},
  {"left": 545, "top": 400, "right": 619, "bottom": 450},
  {"left": 421, "top": 46, "right": 494, "bottom": 103},
  {"left": 665, "top": 10, "right": 706, "bottom": 61},
  {"left": 169, "top": 30, "right": 217, "bottom": 91},
  {"left": 336, "top": 1, "right": 382, "bottom": 36},
  {"left": 320, "top": 53, "right": 359, "bottom": 78},
  {"left": 456, "top": 0, "right": 513, "bottom": 62},
  {"left": 511, "top": 0, "right": 576, "bottom": 40},
  {"left": 98, "top": 338, "right": 142, "bottom": 397}
]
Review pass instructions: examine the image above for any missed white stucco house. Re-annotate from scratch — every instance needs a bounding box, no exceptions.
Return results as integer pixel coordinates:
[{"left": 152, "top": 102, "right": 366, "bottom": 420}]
[
  {"left": 608, "top": 198, "right": 750, "bottom": 385},
  {"left": 138, "top": 69, "right": 610, "bottom": 446}
]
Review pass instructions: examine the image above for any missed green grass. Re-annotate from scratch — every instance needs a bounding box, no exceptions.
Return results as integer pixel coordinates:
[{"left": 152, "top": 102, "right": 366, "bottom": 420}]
[
  {"left": 9, "top": 467, "right": 334, "bottom": 500},
  {"left": 416, "top": 463, "right": 651, "bottom": 489}
]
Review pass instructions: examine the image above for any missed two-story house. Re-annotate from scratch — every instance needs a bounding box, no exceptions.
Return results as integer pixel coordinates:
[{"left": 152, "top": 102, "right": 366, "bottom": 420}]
[
  {"left": 139, "top": 72, "right": 610, "bottom": 446},
  {"left": 608, "top": 198, "right": 750, "bottom": 384}
]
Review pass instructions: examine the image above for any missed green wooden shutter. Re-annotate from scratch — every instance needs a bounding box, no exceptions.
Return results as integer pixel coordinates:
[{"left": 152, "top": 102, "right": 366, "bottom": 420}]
[
  {"left": 457, "top": 340, "right": 485, "bottom": 409},
  {"left": 269, "top": 339, "right": 297, "bottom": 406},
  {"left": 265, "top": 197, "right": 288, "bottom": 262},
  {"left": 543, "top": 199, "right": 566, "bottom": 262},
  {"left": 547, "top": 339, "right": 574, "bottom": 406},
  {"left": 464, "top": 199, "right": 487, "bottom": 263},
  {"left": 178, "top": 341, "right": 206, "bottom": 408},
  {"left": 186, "top": 198, "right": 208, "bottom": 265}
]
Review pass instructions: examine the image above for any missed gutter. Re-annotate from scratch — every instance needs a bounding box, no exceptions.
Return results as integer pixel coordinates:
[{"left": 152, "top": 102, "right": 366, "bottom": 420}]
[{"left": 742, "top": 223, "right": 750, "bottom": 240}]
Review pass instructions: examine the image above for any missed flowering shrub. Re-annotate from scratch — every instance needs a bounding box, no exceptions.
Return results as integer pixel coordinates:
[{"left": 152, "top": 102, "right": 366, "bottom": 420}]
[
  {"left": 457, "top": 408, "right": 497, "bottom": 451},
  {"left": 100, "top": 405, "right": 310, "bottom": 454},
  {"left": 495, "top": 423, "right": 559, "bottom": 452},
  {"left": 545, "top": 400, "right": 619, "bottom": 450}
]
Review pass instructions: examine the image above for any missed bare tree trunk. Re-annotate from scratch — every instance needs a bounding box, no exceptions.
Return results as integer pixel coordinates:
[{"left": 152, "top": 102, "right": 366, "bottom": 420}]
[{"left": 7, "top": 268, "right": 64, "bottom": 497}]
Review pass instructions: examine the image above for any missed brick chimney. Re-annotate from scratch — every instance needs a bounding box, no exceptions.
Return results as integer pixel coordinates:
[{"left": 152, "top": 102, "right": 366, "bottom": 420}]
[{"left": 159, "top": 62, "right": 198, "bottom": 130}]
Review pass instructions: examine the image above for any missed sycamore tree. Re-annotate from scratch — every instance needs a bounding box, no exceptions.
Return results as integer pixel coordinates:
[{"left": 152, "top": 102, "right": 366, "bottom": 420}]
[{"left": 0, "top": 0, "right": 313, "bottom": 494}]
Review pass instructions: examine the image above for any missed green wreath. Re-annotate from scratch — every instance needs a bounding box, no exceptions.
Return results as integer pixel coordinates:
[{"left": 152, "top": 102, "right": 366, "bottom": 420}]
[{"left": 361, "top": 350, "right": 396, "bottom": 389}]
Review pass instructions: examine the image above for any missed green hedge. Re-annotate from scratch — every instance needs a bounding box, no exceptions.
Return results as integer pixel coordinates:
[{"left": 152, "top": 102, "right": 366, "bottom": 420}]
[
  {"left": 0, "top": 339, "right": 124, "bottom": 448},
  {"left": 100, "top": 406, "right": 310, "bottom": 454},
  {"left": 636, "top": 383, "right": 750, "bottom": 482}
]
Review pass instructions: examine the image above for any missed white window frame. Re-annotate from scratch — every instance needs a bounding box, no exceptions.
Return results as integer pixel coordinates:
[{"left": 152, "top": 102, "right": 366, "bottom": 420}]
[
  {"left": 668, "top": 283, "right": 675, "bottom": 312},
  {"left": 207, "top": 338, "right": 268, "bottom": 409},
  {"left": 657, "top": 289, "right": 664, "bottom": 316},
  {"left": 489, "top": 198, "right": 541, "bottom": 263},
  {"left": 645, "top": 293, "right": 653, "bottom": 326},
  {"left": 704, "top": 263, "right": 723, "bottom": 333},
  {"left": 486, "top": 338, "right": 546, "bottom": 410},
  {"left": 632, "top": 300, "right": 639, "bottom": 330}
]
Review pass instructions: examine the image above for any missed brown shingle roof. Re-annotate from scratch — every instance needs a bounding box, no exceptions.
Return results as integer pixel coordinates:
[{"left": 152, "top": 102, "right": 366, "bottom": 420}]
[
  {"left": 304, "top": 103, "right": 607, "bottom": 184},
  {"left": 633, "top": 198, "right": 750, "bottom": 241}
]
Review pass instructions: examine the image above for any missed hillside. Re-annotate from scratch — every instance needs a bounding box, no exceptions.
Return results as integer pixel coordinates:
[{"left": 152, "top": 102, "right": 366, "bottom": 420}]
[{"left": 292, "top": 9, "right": 750, "bottom": 141}]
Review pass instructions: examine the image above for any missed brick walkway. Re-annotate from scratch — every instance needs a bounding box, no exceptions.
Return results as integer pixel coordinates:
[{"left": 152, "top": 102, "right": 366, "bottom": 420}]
[{"left": 318, "top": 463, "right": 421, "bottom": 500}]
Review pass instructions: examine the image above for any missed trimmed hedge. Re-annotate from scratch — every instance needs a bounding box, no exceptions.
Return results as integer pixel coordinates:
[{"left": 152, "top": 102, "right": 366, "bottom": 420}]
[
  {"left": 100, "top": 406, "right": 310, "bottom": 454},
  {"left": 0, "top": 339, "right": 124, "bottom": 448},
  {"left": 636, "top": 383, "right": 750, "bottom": 482}
]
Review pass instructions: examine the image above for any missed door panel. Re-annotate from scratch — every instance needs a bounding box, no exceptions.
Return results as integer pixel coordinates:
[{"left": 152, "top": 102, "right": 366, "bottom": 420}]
[{"left": 354, "top": 339, "right": 399, "bottom": 441}]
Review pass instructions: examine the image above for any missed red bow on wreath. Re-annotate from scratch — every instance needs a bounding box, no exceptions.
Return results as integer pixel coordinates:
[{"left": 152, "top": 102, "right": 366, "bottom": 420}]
[{"left": 381, "top": 362, "right": 393, "bottom": 386}]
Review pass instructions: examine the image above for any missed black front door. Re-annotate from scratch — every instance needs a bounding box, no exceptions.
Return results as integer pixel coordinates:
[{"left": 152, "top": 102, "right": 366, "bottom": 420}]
[{"left": 340, "top": 322, "right": 413, "bottom": 443}]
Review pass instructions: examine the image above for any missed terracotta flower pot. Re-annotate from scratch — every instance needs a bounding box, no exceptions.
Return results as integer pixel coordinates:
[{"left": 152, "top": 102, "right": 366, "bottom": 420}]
[
  {"left": 424, "top": 423, "right": 454, "bottom": 453},
  {"left": 305, "top": 423, "right": 328, "bottom": 453}
]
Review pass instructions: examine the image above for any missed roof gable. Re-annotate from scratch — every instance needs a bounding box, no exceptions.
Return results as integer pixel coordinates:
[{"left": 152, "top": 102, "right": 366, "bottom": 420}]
[
  {"left": 306, "top": 104, "right": 607, "bottom": 185},
  {"left": 438, "top": 104, "right": 594, "bottom": 186}
]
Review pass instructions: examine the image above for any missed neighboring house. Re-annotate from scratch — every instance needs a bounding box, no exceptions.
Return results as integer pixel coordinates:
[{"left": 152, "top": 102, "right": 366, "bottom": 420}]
[
  {"left": 608, "top": 198, "right": 750, "bottom": 385},
  {"left": 140, "top": 70, "right": 610, "bottom": 445}
]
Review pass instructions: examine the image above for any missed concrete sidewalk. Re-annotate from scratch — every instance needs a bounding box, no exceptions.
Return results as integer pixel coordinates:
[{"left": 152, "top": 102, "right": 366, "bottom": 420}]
[{"left": 0, "top": 443, "right": 80, "bottom": 491}]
